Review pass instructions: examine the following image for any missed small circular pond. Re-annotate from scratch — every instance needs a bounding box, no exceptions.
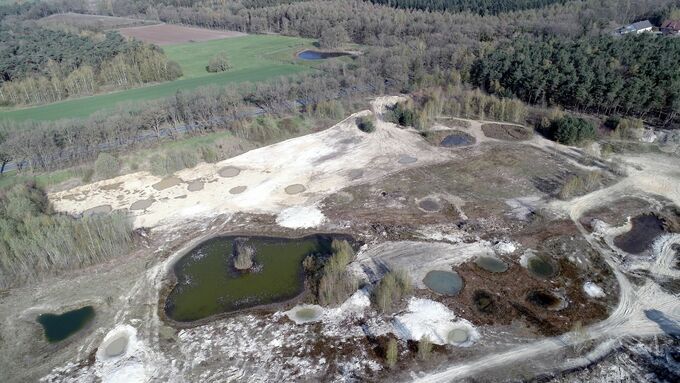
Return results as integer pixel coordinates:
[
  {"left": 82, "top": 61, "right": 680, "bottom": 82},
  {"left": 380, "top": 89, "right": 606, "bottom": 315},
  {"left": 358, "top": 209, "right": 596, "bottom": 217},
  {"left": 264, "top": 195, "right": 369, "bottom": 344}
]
[
  {"left": 527, "top": 256, "right": 557, "bottom": 279},
  {"left": 423, "top": 270, "right": 463, "bottom": 296},
  {"left": 475, "top": 256, "right": 508, "bottom": 273},
  {"left": 447, "top": 328, "right": 469, "bottom": 344},
  {"left": 164, "top": 235, "right": 347, "bottom": 323},
  {"left": 418, "top": 198, "right": 441, "bottom": 212},
  {"left": 297, "top": 50, "right": 351, "bottom": 60},
  {"left": 37, "top": 306, "right": 95, "bottom": 343},
  {"left": 440, "top": 132, "right": 475, "bottom": 147}
]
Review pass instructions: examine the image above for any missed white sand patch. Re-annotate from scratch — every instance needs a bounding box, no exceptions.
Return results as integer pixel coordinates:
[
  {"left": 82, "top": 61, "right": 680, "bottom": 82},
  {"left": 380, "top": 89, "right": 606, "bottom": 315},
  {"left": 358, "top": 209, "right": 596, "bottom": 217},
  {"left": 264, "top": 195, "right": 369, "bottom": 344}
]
[
  {"left": 493, "top": 241, "right": 517, "bottom": 255},
  {"left": 519, "top": 249, "right": 535, "bottom": 268},
  {"left": 50, "top": 96, "right": 448, "bottom": 229},
  {"left": 583, "top": 282, "right": 606, "bottom": 298},
  {"left": 92, "top": 324, "right": 156, "bottom": 383},
  {"left": 275, "top": 205, "right": 326, "bottom": 229},
  {"left": 392, "top": 298, "right": 479, "bottom": 346},
  {"left": 324, "top": 289, "right": 371, "bottom": 320}
]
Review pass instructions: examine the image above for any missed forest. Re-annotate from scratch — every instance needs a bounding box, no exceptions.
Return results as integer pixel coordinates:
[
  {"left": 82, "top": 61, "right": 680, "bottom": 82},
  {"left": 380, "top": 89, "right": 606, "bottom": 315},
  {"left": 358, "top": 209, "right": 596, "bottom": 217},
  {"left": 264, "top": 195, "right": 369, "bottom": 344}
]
[
  {"left": 0, "top": 8, "right": 181, "bottom": 106},
  {"left": 0, "top": 181, "right": 134, "bottom": 288},
  {"left": 368, "top": 0, "right": 568, "bottom": 15},
  {"left": 472, "top": 34, "right": 680, "bottom": 123}
]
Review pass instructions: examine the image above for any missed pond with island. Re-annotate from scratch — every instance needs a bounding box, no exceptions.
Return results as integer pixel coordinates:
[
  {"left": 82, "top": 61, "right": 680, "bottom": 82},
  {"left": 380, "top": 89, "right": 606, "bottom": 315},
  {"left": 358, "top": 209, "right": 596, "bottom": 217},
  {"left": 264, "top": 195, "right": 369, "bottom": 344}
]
[{"left": 164, "top": 235, "right": 344, "bottom": 322}]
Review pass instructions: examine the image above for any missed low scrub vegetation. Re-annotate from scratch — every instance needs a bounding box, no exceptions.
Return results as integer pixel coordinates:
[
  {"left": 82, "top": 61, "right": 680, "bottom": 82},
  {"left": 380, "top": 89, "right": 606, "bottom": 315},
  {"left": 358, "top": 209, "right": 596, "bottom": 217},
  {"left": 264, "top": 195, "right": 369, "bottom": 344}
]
[
  {"left": 233, "top": 239, "right": 255, "bottom": 270},
  {"left": 149, "top": 147, "right": 217, "bottom": 176},
  {"left": 312, "top": 239, "right": 357, "bottom": 306},
  {"left": 373, "top": 269, "right": 413, "bottom": 313},
  {"left": 357, "top": 116, "right": 376, "bottom": 133},
  {"left": 417, "top": 335, "right": 433, "bottom": 361},
  {"left": 386, "top": 338, "right": 398, "bottom": 368},
  {"left": 94, "top": 153, "right": 121, "bottom": 180},
  {"left": 206, "top": 52, "right": 232, "bottom": 73},
  {"left": 558, "top": 171, "right": 603, "bottom": 200},
  {"left": 0, "top": 181, "right": 134, "bottom": 288},
  {"left": 551, "top": 116, "right": 597, "bottom": 145}
]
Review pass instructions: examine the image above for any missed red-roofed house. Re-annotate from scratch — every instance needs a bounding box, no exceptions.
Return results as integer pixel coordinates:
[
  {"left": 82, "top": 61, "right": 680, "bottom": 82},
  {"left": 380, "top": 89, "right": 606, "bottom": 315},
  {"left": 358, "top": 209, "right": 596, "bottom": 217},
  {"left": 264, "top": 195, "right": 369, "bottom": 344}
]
[{"left": 661, "top": 20, "right": 680, "bottom": 35}]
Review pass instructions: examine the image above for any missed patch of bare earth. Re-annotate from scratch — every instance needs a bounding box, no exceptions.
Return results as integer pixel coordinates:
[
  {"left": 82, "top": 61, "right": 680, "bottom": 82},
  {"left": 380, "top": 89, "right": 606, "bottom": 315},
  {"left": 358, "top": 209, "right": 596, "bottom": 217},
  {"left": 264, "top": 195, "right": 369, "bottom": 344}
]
[
  {"left": 481, "top": 123, "right": 533, "bottom": 141},
  {"left": 118, "top": 24, "right": 246, "bottom": 45}
]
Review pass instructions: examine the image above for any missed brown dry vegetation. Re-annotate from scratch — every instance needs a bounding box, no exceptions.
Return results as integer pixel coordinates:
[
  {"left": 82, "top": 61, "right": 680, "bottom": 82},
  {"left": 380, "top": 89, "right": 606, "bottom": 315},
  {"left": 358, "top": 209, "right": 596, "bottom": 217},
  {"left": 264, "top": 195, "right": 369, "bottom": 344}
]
[{"left": 118, "top": 24, "right": 245, "bottom": 45}]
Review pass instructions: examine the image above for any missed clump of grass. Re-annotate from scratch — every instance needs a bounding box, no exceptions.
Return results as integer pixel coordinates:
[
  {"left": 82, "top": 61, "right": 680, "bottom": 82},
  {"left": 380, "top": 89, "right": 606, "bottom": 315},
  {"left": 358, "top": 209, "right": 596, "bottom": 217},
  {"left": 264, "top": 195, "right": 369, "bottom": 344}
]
[
  {"left": 357, "top": 116, "right": 376, "bottom": 133},
  {"left": 386, "top": 338, "right": 398, "bottom": 368},
  {"left": 317, "top": 239, "right": 357, "bottom": 306},
  {"left": 94, "top": 152, "right": 120, "bottom": 180},
  {"left": 417, "top": 335, "right": 433, "bottom": 361},
  {"left": 373, "top": 269, "right": 413, "bottom": 313},
  {"left": 558, "top": 170, "right": 603, "bottom": 200},
  {"left": 233, "top": 239, "right": 254, "bottom": 270}
]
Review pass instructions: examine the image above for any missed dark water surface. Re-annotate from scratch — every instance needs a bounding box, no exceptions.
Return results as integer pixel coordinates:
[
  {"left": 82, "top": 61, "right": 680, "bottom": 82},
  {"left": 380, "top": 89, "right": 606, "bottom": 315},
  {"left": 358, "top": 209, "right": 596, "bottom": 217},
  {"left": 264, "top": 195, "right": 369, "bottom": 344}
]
[
  {"left": 165, "top": 235, "right": 338, "bottom": 322},
  {"left": 614, "top": 214, "right": 665, "bottom": 254},
  {"left": 297, "top": 50, "right": 351, "bottom": 60},
  {"left": 37, "top": 306, "right": 95, "bottom": 343}
]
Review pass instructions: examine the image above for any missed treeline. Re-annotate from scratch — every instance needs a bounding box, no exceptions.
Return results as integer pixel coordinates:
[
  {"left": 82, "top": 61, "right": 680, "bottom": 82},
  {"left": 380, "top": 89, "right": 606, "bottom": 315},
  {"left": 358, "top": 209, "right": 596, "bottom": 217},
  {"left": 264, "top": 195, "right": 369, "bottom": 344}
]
[
  {"left": 0, "top": 181, "right": 134, "bottom": 288},
  {"left": 0, "top": 44, "right": 181, "bottom": 105},
  {"left": 369, "top": 0, "right": 568, "bottom": 15},
  {"left": 0, "top": 61, "right": 385, "bottom": 172},
  {"left": 472, "top": 34, "right": 680, "bottom": 125},
  {"left": 109, "top": 0, "right": 676, "bottom": 44},
  {"left": 0, "top": 25, "right": 181, "bottom": 106}
]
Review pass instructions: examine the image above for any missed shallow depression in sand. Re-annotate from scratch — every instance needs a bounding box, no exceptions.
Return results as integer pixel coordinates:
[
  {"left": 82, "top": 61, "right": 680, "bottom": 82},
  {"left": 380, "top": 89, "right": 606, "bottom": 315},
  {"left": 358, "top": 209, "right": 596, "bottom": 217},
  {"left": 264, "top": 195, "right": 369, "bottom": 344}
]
[
  {"left": 447, "top": 328, "right": 469, "bottom": 344},
  {"left": 418, "top": 198, "right": 441, "bottom": 212},
  {"left": 130, "top": 198, "right": 155, "bottom": 211},
  {"left": 398, "top": 155, "right": 418, "bottom": 164},
  {"left": 104, "top": 336, "right": 128, "bottom": 357},
  {"left": 218, "top": 166, "right": 241, "bottom": 178},
  {"left": 83, "top": 204, "right": 112, "bottom": 216},
  {"left": 285, "top": 184, "right": 306, "bottom": 195},
  {"left": 229, "top": 186, "right": 247, "bottom": 194},
  {"left": 187, "top": 180, "right": 204, "bottom": 192},
  {"left": 153, "top": 176, "right": 182, "bottom": 191}
]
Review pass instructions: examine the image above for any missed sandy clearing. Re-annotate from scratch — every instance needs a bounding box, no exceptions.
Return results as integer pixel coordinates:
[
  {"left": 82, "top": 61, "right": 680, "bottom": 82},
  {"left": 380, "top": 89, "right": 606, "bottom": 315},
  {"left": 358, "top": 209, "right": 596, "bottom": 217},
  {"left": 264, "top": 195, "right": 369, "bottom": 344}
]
[
  {"left": 118, "top": 24, "right": 246, "bottom": 45},
  {"left": 51, "top": 97, "right": 450, "bottom": 229}
]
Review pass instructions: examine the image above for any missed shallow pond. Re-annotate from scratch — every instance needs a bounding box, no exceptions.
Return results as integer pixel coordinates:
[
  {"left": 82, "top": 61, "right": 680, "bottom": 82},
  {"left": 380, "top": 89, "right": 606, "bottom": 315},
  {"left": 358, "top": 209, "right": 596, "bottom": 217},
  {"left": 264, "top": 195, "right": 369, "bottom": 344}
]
[
  {"left": 423, "top": 270, "right": 463, "bottom": 296},
  {"left": 165, "top": 235, "right": 339, "bottom": 322},
  {"left": 475, "top": 256, "right": 508, "bottom": 273},
  {"left": 614, "top": 214, "right": 665, "bottom": 254},
  {"left": 441, "top": 132, "right": 475, "bottom": 147},
  {"left": 527, "top": 256, "right": 557, "bottom": 279},
  {"left": 297, "top": 50, "right": 351, "bottom": 60},
  {"left": 37, "top": 306, "right": 95, "bottom": 343}
]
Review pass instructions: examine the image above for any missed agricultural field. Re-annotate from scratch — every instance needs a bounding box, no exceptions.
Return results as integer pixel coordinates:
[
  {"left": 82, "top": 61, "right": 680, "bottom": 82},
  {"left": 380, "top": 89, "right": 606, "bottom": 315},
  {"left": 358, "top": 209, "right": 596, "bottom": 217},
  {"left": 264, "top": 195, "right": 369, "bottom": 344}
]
[
  {"left": 0, "top": 34, "right": 314, "bottom": 121},
  {"left": 118, "top": 23, "right": 245, "bottom": 45}
]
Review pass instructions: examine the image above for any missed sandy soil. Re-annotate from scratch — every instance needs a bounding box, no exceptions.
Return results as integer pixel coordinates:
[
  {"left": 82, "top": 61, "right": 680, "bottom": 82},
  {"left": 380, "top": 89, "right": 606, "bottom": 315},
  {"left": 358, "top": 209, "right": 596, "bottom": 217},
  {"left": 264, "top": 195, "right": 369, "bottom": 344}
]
[
  {"left": 117, "top": 24, "right": 246, "bottom": 45},
  {"left": 51, "top": 97, "right": 448, "bottom": 230}
]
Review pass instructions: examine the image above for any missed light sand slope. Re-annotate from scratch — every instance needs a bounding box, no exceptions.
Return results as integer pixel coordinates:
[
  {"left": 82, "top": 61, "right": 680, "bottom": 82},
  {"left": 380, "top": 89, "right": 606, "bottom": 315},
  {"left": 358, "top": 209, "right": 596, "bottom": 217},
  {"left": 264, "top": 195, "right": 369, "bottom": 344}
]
[{"left": 51, "top": 97, "right": 448, "bottom": 229}]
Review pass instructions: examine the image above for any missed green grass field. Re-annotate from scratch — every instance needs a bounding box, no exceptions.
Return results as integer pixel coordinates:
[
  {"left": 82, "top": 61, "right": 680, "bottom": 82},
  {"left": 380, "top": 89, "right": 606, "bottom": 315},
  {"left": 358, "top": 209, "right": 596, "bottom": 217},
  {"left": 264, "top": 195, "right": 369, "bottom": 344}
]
[{"left": 0, "top": 34, "right": 315, "bottom": 122}]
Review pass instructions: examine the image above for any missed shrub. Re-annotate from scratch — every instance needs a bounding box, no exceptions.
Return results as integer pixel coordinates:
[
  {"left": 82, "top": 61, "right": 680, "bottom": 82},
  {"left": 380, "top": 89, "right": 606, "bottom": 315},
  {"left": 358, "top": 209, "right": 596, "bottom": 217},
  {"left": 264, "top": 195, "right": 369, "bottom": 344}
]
[
  {"left": 149, "top": 150, "right": 200, "bottom": 176},
  {"left": 357, "top": 116, "right": 375, "bottom": 133},
  {"left": 317, "top": 239, "right": 357, "bottom": 306},
  {"left": 206, "top": 52, "right": 232, "bottom": 72},
  {"left": 388, "top": 102, "right": 417, "bottom": 127},
  {"left": 373, "top": 269, "right": 413, "bottom": 313},
  {"left": 94, "top": 152, "right": 120, "bottom": 180},
  {"left": 551, "top": 116, "right": 597, "bottom": 145},
  {"left": 417, "top": 336, "right": 433, "bottom": 361},
  {"left": 386, "top": 338, "right": 398, "bottom": 368},
  {"left": 233, "top": 240, "right": 254, "bottom": 270},
  {"left": 558, "top": 175, "right": 584, "bottom": 200}
]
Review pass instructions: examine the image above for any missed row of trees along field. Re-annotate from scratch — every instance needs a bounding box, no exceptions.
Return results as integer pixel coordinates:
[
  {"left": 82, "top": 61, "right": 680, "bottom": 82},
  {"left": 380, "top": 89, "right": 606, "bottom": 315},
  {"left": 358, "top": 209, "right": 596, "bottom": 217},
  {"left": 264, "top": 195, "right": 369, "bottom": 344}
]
[
  {"left": 471, "top": 34, "right": 680, "bottom": 124},
  {"left": 0, "top": 181, "right": 134, "bottom": 288},
  {"left": 0, "top": 24, "right": 181, "bottom": 106},
  {"left": 368, "top": 0, "right": 568, "bottom": 15}
]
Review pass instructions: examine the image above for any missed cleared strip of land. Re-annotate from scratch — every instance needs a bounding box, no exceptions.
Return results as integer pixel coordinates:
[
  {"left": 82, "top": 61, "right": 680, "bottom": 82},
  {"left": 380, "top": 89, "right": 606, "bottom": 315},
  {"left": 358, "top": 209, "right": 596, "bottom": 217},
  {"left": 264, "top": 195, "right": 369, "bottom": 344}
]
[{"left": 118, "top": 23, "right": 246, "bottom": 45}]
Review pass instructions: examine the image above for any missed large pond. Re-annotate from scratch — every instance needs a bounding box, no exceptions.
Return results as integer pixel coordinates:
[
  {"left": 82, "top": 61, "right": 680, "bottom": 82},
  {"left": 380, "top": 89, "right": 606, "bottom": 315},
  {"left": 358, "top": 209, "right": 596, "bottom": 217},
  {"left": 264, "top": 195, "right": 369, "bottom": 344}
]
[
  {"left": 165, "top": 235, "right": 338, "bottom": 322},
  {"left": 37, "top": 306, "right": 95, "bottom": 343},
  {"left": 297, "top": 50, "right": 351, "bottom": 60},
  {"left": 614, "top": 214, "right": 665, "bottom": 254}
]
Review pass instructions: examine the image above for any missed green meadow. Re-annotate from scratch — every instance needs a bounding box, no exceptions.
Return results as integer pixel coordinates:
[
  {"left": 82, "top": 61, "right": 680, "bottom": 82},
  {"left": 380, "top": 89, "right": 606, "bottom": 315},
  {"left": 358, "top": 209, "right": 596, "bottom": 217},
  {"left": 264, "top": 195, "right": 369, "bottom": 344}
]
[{"left": 0, "top": 34, "right": 315, "bottom": 121}]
